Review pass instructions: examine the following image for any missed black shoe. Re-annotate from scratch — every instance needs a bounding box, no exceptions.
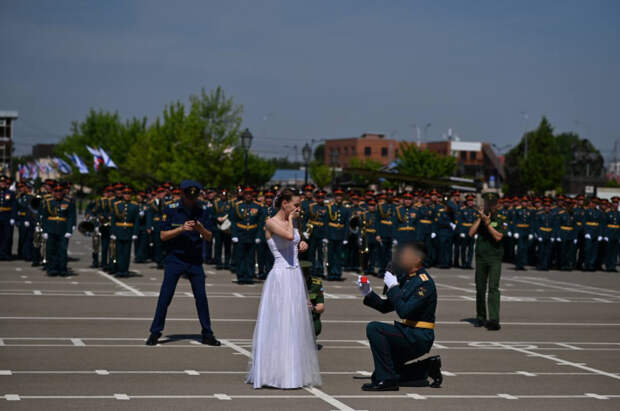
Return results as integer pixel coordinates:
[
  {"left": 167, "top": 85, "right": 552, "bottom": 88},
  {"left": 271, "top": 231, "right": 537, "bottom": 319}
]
[
  {"left": 317, "top": 343, "right": 323, "bottom": 351},
  {"left": 48, "top": 271, "right": 59, "bottom": 277},
  {"left": 426, "top": 355, "right": 443, "bottom": 388},
  {"left": 361, "top": 380, "right": 399, "bottom": 391},
  {"left": 59, "top": 272, "right": 69, "bottom": 277},
  {"left": 486, "top": 320, "right": 501, "bottom": 331},
  {"left": 201, "top": 334, "right": 221, "bottom": 346},
  {"left": 473, "top": 318, "right": 486, "bottom": 328},
  {"left": 146, "top": 333, "right": 161, "bottom": 346}
]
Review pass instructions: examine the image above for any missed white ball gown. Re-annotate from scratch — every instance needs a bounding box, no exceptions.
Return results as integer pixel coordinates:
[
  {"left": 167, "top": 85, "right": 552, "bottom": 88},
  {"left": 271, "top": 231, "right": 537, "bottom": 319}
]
[{"left": 246, "top": 228, "right": 322, "bottom": 389}]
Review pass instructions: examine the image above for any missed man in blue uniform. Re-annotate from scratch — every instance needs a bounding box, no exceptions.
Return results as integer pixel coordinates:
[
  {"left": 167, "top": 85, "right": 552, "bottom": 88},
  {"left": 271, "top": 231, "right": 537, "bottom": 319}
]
[
  {"left": 147, "top": 180, "right": 220, "bottom": 346},
  {"left": 393, "top": 192, "right": 417, "bottom": 247},
  {"left": 357, "top": 242, "right": 441, "bottom": 391}
]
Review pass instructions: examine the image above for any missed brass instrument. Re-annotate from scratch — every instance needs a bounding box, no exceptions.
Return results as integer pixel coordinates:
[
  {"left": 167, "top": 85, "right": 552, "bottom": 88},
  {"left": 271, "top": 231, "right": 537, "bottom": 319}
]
[
  {"left": 359, "top": 212, "right": 369, "bottom": 273},
  {"left": 349, "top": 214, "right": 361, "bottom": 235},
  {"left": 30, "top": 194, "right": 42, "bottom": 211},
  {"left": 110, "top": 237, "right": 117, "bottom": 265}
]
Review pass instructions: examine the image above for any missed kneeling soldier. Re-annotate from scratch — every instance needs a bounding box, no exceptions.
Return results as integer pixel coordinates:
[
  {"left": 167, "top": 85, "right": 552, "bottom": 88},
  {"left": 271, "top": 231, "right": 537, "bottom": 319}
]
[{"left": 356, "top": 242, "right": 441, "bottom": 391}]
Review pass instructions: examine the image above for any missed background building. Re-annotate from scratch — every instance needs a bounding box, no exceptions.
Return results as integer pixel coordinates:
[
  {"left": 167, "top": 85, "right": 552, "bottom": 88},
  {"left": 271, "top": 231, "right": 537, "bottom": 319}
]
[
  {"left": 0, "top": 110, "right": 18, "bottom": 173},
  {"left": 324, "top": 133, "right": 399, "bottom": 167}
]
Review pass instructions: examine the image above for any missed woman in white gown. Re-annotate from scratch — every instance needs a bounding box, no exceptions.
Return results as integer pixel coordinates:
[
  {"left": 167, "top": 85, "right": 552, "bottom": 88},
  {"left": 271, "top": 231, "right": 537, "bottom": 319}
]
[{"left": 246, "top": 188, "right": 322, "bottom": 389}]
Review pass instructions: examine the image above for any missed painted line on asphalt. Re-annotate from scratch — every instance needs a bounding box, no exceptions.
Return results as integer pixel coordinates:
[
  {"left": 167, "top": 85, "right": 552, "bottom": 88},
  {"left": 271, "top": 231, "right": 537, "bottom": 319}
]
[
  {"left": 96, "top": 271, "right": 144, "bottom": 297},
  {"left": 508, "top": 277, "right": 620, "bottom": 298},
  {"left": 220, "top": 339, "right": 355, "bottom": 411}
]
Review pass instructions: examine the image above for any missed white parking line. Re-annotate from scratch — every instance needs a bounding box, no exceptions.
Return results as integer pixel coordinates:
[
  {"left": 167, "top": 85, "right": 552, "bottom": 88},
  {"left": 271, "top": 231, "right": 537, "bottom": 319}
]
[{"left": 96, "top": 271, "right": 144, "bottom": 297}]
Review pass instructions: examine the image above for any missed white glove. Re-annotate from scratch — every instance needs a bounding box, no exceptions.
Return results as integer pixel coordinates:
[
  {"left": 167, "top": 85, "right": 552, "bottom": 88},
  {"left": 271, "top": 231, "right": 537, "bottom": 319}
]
[
  {"left": 232, "top": 237, "right": 239, "bottom": 243},
  {"left": 356, "top": 275, "right": 372, "bottom": 297},
  {"left": 303, "top": 232, "right": 310, "bottom": 240},
  {"left": 139, "top": 211, "right": 145, "bottom": 217},
  {"left": 255, "top": 238, "right": 261, "bottom": 244},
  {"left": 392, "top": 239, "right": 398, "bottom": 246},
  {"left": 507, "top": 231, "right": 513, "bottom": 237},
  {"left": 343, "top": 240, "right": 348, "bottom": 245},
  {"left": 95, "top": 226, "right": 100, "bottom": 233},
  {"left": 64, "top": 232, "right": 72, "bottom": 239},
  {"left": 528, "top": 234, "right": 534, "bottom": 240},
  {"left": 450, "top": 223, "right": 456, "bottom": 230},
  {"left": 9, "top": 219, "right": 15, "bottom": 226},
  {"left": 431, "top": 232, "right": 437, "bottom": 239},
  {"left": 24, "top": 221, "right": 30, "bottom": 227},
  {"left": 513, "top": 233, "right": 519, "bottom": 239},
  {"left": 110, "top": 235, "right": 117, "bottom": 240},
  {"left": 597, "top": 236, "right": 603, "bottom": 242},
  {"left": 383, "top": 271, "right": 399, "bottom": 290},
  {"left": 460, "top": 232, "right": 466, "bottom": 238},
  {"left": 604, "top": 236, "right": 609, "bottom": 242},
  {"left": 538, "top": 237, "right": 543, "bottom": 242},
  {"left": 132, "top": 235, "right": 138, "bottom": 240},
  {"left": 573, "top": 239, "right": 578, "bottom": 244},
  {"left": 474, "top": 234, "right": 478, "bottom": 240},
  {"left": 584, "top": 234, "right": 591, "bottom": 240},
  {"left": 550, "top": 237, "right": 555, "bottom": 243},
  {"left": 556, "top": 237, "right": 562, "bottom": 242},
  {"left": 72, "top": 226, "right": 76, "bottom": 232},
  {"left": 322, "top": 238, "right": 329, "bottom": 244},
  {"left": 42, "top": 233, "right": 49, "bottom": 240}
]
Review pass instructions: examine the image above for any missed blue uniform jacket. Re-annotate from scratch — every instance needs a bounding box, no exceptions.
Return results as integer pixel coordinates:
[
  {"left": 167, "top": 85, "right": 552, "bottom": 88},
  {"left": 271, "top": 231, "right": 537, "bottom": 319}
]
[{"left": 160, "top": 200, "right": 215, "bottom": 263}]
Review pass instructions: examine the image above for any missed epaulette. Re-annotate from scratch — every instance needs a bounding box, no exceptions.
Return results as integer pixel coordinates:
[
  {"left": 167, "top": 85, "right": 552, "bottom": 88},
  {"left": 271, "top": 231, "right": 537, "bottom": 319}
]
[
  {"left": 167, "top": 201, "right": 179, "bottom": 208},
  {"left": 419, "top": 273, "right": 429, "bottom": 281},
  {"left": 311, "top": 277, "right": 322, "bottom": 285},
  {"left": 131, "top": 201, "right": 139, "bottom": 205}
]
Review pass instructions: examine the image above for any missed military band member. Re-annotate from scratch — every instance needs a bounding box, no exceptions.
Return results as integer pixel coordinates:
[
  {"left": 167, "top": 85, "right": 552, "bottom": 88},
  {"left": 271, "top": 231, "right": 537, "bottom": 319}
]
[
  {"left": 394, "top": 192, "right": 417, "bottom": 247},
  {"left": 326, "top": 188, "right": 349, "bottom": 281},
  {"left": 603, "top": 197, "right": 619, "bottom": 272},
  {"left": 257, "top": 190, "right": 276, "bottom": 279},
  {"left": 0, "top": 176, "right": 16, "bottom": 260},
  {"left": 202, "top": 188, "right": 217, "bottom": 264},
  {"left": 134, "top": 191, "right": 149, "bottom": 263},
  {"left": 582, "top": 198, "right": 602, "bottom": 271},
  {"left": 512, "top": 196, "right": 532, "bottom": 270},
  {"left": 456, "top": 194, "right": 476, "bottom": 269},
  {"left": 416, "top": 193, "right": 435, "bottom": 267},
  {"left": 307, "top": 190, "right": 328, "bottom": 278},
  {"left": 231, "top": 186, "right": 264, "bottom": 284},
  {"left": 147, "top": 187, "right": 167, "bottom": 269},
  {"left": 41, "top": 184, "right": 74, "bottom": 277},
  {"left": 435, "top": 198, "right": 454, "bottom": 269},
  {"left": 110, "top": 186, "right": 140, "bottom": 277},
  {"left": 556, "top": 199, "right": 578, "bottom": 270},
  {"left": 16, "top": 182, "right": 33, "bottom": 261},
  {"left": 363, "top": 198, "right": 380, "bottom": 275}
]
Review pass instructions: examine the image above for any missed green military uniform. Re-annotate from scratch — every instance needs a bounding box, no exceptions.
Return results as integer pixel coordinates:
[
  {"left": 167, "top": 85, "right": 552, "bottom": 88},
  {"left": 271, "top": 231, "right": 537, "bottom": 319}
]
[
  {"left": 41, "top": 193, "right": 74, "bottom": 276},
  {"left": 110, "top": 197, "right": 140, "bottom": 277},
  {"left": 307, "top": 197, "right": 328, "bottom": 277},
  {"left": 307, "top": 275, "right": 324, "bottom": 335},
  {"left": 326, "top": 198, "right": 349, "bottom": 280},
  {"left": 214, "top": 196, "right": 232, "bottom": 269},
  {"left": 474, "top": 202, "right": 505, "bottom": 327},
  {"left": 147, "top": 195, "right": 166, "bottom": 269},
  {"left": 134, "top": 199, "right": 149, "bottom": 263},
  {"left": 231, "top": 196, "right": 263, "bottom": 284}
]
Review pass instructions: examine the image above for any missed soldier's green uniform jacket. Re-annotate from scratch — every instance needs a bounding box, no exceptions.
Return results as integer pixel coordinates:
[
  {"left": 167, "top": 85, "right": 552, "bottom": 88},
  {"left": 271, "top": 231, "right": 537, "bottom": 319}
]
[
  {"left": 307, "top": 275, "right": 324, "bottom": 335},
  {"left": 111, "top": 200, "right": 140, "bottom": 240},
  {"left": 377, "top": 201, "right": 394, "bottom": 239},
  {"left": 214, "top": 199, "right": 232, "bottom": 224},
  {"left": 475, "top": 214, "right": 506, "bottom": 260},
  {"left": 326, "top": 202, "right": 349, "bottom": 241},
  {"left": 393, "top": 204, "right": 417, "bottom": 244},
  {"left": 41, "top": 197, "right": 74, "bottom": 234},
  {"left": 16, "top": 192, "right": 32, "bottom": 223},
  {"left": 363, "top": 267, "right": 437, "bottom": 346},
  {"left": 555, "top": 208, "right": 577, "bottom": 241},
  {"left": 457, "top": 206, "right": 477, "bottom": 233},
  {"left": 231, "top": 200, "right": 264, "bottom": 243},
  {"left": 363, "top": 208, "right": 378, "bottom": 243},
  {"left": 307, "top": 201, "right": 328, "bottom": 239}
]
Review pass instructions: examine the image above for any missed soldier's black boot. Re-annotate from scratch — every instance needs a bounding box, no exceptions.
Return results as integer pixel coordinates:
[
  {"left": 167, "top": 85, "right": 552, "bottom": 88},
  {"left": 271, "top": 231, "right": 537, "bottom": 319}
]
[
  {"left": 426, "top": 355, "right": 443, "bottom": 388},
  {"left": 90, "top": 253, "right": 99, "bottom": 268},
  {"left": 201, "top": 334, "right": 221, "bottom": 346}
]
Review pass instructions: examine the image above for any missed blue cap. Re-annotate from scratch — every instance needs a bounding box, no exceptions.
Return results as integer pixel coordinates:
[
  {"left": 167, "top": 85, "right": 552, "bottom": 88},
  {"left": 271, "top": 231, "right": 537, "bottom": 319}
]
[{"left": 180, "top": 180, "right": 202, "bottom": 191}]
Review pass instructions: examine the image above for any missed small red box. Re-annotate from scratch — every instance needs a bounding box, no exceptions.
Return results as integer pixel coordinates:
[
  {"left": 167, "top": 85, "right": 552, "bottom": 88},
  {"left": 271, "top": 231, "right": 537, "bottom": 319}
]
[{"left": 360, "top": 276, "right": 368, "bottom": 284}]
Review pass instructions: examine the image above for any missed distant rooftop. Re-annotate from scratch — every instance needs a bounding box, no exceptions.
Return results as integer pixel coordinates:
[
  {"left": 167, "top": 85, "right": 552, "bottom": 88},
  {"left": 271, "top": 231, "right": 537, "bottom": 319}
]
[{"left": 0, "top": 111, "right": 19, "bottom": 119}]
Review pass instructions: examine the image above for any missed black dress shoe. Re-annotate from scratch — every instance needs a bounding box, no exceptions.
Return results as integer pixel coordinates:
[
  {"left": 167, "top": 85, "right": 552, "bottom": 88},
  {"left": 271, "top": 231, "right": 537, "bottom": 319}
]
[
  {"left": 426, "top": 355, "right": 443, "bottom": 388},
  {"left": 486, "top": 320, "right": 501, "bottom": 331},
  {"left": 145, "top": 333, "right": 161, "bottom": 346},
  {"left": 361, "top": 380, "right": 399, "bottom": 391},
  {"left": 201, "top": 334, "right": 221, "bottom": 346},
  {"left": 473, "top": 318, "right": 486, "bottom": 328}
]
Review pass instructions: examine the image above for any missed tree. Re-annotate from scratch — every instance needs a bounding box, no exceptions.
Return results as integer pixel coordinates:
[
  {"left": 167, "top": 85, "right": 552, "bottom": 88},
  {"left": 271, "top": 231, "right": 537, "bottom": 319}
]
[
  {"left": 313, "top": 144, "right": 325, "bottom": 163},
  {"left": 348, "top": 157, "right": 383, "bottom": 185},
  {"left": 229, "top": 148, "right": 276, "bottom": 188},
  {"left": 396, "top": 143, "right": 456, "bottom": 178},
  {"left": 309, "top": 161, "right": 332, "bottom": 188}
]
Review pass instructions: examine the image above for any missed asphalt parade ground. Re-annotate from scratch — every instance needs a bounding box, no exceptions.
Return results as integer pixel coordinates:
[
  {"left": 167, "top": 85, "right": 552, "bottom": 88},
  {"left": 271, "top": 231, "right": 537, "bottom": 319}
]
[{"left": 1, "top": 237, "right": 620, "bottom": 411}]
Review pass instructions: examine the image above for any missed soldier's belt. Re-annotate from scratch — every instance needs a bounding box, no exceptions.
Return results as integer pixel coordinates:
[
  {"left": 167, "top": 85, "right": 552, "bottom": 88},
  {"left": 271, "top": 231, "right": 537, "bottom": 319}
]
[
  {"left": 328, "top": 222, "right": 344, "bottom": 228},
  {"left": 309, "top": 220, "right": 324, "bottom": 226},
  {"left": 576, "top": 222, "right": 583, "bottom": 226},
  {"left": 560, "top": 226, "right": 574, "bottom": 231},
  {"left": 18, "top": 212, "right": 27, "bottom": 216},
  {"left": 153, "top": 217, "right": 161, "bottom": 221},
  {"left": 419, "top": 219, "right": 432, "bottom": 224},
  {"left": 0, "top": 207, "right": 11, "bottom": 212},
  {"left": 585, "top": 221, "right": 599, "bottom": 226},
  {"left": 115, "top": 222, "right": 134, "bottom": 227},
  {"left": 516, "top": 224, "right": 530, "bottom": 228},
  {"left": 366, "top": 228, "right": 376, "bottom": 233},
  {"left": 379, "top": 220, "right": 393, "bottom": 225},
  {"left": 47, "top": 216, "right": 67, "bottom": 222},
  {"left": 539, "top": 227, "right": 553, "bottom": 232},
  {"left": 236, "top": 223, "right": 258, "bottom": 230},
  {"left": 608, "top": 224, "right": 620, "bottom": 229},
  {"left": 401, "top": 320, "right": 435, "bottom": 329},
  {"left": 461, "top": 223, "right": 473, "bottom": 227},
  {"left": 397, "top": 226, "right": 415, "bottom": 231}
]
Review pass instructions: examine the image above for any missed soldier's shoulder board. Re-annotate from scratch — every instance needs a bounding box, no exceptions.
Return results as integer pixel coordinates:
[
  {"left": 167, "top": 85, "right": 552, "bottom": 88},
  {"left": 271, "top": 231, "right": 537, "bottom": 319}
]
[
  {"left": 312, "top": 277, "right": 322, "bottom": 286},
  {"left": 419, "top": 273, "right": 429, "bottom": 282}
]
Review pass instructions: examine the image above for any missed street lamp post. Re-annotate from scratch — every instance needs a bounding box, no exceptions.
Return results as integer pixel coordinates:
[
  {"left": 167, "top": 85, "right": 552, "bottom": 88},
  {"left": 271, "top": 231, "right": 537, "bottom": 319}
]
[
  {"left": 302, "top": 143, "right": 312, "bottom": 185},
  {"left": 240, "top": 128, "right": 253, "bottom": 185},
  {"left": 330, "top": 148, "right": 339, "bottom": 187}
]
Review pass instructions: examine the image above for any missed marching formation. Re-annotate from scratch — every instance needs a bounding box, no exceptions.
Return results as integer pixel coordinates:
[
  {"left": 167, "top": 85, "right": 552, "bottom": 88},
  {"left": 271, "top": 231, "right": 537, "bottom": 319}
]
[{"left": 1, "top": 175, "right": 619, "bottom": 278}]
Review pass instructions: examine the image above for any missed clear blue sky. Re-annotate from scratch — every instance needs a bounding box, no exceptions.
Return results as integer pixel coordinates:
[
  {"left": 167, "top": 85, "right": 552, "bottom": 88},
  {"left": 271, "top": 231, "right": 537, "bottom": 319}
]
[{"left": 1, "top": 0, "right": 618, "bottom": 160}]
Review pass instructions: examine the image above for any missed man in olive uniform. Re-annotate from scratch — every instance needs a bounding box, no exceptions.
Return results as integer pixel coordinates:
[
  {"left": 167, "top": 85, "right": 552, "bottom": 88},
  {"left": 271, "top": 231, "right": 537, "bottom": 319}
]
[
  {"left": 357, "top": 242, "right": 441, "bottom": 391},
  {"left": 469, "top": 193, "right": 505, "bottom": 331},
  {"left": 16, "top": 182, "right": 33, "bottom": 261},
  {"left": 307, "top": 190, "right": 328, "bottom": 278},
  {"left": 41, "top": 184, "right": 74, "bottom": 276},
  {"left": 231, "top": 186, "right": 263, "bottom": 284},
  {"left": 0, "top": 176, "right": 16, "bottom": 260},
  {"left": 603, "top": 197, "right": 619, "bottom": 272},
  {"left": 456, "top": 195, "right": 476, "bottom": 269},
  {"left": 110, "top": 186, "right": 140, "bottom": 278},
  {"left": 326, "top": 188, "right": 349, "bottom": 281},
  {"left": 213, "top": 190, "right": 232, "bottom": 270}
]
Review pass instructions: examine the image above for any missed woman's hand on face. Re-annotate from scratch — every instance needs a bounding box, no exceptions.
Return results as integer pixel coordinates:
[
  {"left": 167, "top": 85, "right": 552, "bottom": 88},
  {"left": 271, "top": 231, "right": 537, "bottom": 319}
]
[
  {"left": 299, "top": 240, "right": 308, "bottom": 252},
  {"left": 289, "top": 207, "right": 300, "bottom": 220}
]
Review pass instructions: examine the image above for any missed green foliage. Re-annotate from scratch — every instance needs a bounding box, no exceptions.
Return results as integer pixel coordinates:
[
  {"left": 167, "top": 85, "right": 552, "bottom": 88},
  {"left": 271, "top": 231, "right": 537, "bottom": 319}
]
[
  {"left": 349, "top": 157, "right": 383, "bottom": 185},
  {"left": 309, "top": 161, "right": 332, "bottom": 188},
  {"left": 313, "top": 144, "right": 325, "bottom": 162},
  {"left": 396, "top": 143, "right": 457, "bottom": 178},
  {"left": 51, "top": 86, "right": 277, "bottom": 191}
]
